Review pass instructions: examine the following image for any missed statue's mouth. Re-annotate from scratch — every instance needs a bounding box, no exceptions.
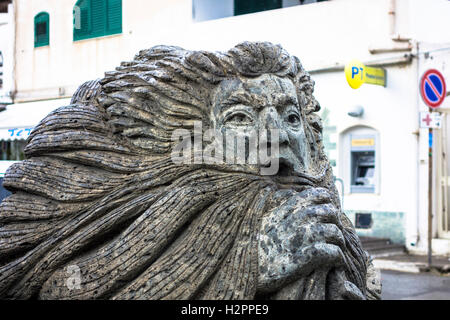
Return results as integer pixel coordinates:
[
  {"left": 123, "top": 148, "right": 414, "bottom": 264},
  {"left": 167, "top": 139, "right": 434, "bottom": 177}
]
[
  {"left": 276, "top": 159, "right": 296, "bottom": 177},
  {"left": 262, "top": 158, "right": 326, "bottom": 188}
]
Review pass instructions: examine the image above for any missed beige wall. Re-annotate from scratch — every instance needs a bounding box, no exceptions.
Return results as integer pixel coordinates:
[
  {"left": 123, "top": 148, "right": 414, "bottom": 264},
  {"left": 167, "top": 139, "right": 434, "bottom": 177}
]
[{"left": 14, "top": 0, "right": 192, "bottom": 102}]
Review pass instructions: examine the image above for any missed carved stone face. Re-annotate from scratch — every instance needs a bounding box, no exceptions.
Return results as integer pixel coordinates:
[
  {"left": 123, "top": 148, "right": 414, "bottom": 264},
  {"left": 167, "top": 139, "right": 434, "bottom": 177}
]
[{"left": 211, "top": 74, "right": 312, "bottom": 176}]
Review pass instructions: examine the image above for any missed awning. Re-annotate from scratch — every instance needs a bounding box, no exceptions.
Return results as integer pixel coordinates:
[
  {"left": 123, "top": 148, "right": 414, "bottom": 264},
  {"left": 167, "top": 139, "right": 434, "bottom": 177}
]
[{"left": 0, "top": 98, "right": 71, "bottom": 140}]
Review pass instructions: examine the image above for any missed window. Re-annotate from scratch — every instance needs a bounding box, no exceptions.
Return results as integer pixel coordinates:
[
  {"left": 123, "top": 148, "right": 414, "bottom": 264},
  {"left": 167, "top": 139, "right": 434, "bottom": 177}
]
[
  {"left": 0, "top": 0, "right": 12, "bottom": 14},
  {"left": 193, "top": 0, "right": 328, "bottom": 22},
  {"left": 355, "top": 213, "right": 373, "bottom": 229},
  {"left": 34, "top": 12, "right": 49, "bottom": 47},
  {"left": 299, "top": 0, "right": 328, "bottom": 4},
  {"left": 73, "top": 0, "right": 122, "bottom": 41},
  {"left": 234, "top": 0, "right": 282, "bottom": 16}
]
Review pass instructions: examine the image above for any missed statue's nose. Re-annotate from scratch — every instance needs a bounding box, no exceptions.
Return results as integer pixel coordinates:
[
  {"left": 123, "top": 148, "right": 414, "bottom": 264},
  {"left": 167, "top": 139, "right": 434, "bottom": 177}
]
[{"left": 261, "top": 107, "right": 289, "bottom": 146}]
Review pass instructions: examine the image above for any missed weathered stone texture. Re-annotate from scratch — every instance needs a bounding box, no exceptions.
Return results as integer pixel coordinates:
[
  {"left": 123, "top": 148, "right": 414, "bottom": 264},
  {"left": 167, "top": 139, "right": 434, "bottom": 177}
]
[{"left": 0, "top": 42, "right": 381, "bottom": 300}]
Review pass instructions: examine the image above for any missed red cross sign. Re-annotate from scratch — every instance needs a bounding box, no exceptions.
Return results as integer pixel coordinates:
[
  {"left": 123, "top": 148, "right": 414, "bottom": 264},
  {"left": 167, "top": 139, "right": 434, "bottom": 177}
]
[
  {"left": 420, "top": 111, "right": 442, "bottom": 128},
  {"left": 422, "top": 113, "right": 432, "bottom": 126}
]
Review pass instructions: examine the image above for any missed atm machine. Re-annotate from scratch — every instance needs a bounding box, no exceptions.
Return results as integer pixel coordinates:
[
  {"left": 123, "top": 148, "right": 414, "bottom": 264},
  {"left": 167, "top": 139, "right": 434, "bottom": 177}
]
[{"left": 350, "top": 134, "right": 376, "bottom": 193}]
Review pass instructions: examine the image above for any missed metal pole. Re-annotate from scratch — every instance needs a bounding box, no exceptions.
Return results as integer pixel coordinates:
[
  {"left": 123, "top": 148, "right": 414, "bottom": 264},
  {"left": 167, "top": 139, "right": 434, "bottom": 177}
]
[
  {"left": 428, "top": 124, "right": 433, "bottom": 268},
  {"left": 334, "top": 177, "right": 344, "bottom": 209}
]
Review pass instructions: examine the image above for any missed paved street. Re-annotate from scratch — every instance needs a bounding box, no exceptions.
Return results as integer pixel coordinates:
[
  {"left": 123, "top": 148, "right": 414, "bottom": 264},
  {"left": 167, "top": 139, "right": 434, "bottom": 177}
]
[{"left": 381, "top": 270, "right": 450, "bottom": 300}]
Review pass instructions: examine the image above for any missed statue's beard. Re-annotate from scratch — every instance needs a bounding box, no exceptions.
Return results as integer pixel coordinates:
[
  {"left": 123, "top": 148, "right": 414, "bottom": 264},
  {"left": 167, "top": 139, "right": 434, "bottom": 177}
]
[
  {"left": 1, "top": 163, "right": 269, "bottom": 299},
  {"left": 0, "top": 159, "right": 366, "bottom": 300}
]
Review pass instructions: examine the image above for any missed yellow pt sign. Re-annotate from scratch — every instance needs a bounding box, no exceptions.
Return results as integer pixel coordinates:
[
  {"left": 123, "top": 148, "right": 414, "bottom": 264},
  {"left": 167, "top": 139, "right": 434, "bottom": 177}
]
[
  {"left": 345, "top": 59, "right": 365, "bottom": 89},
  {"left": 345, "top": 59, "right": 386, "bottom": 89}
]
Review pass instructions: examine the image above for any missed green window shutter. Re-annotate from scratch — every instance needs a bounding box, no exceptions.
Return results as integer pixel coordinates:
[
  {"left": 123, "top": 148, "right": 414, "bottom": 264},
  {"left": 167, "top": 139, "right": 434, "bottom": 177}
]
[
  {"left": 91, "top": 0, "right": 107, "bottom": 37},
  {"left": 34, "top": 12, "right": 49, "bottom": 47},
  {"left": 74, "top": 0, "right": 121, "bottom": 41},
  {"left": 234, "top": 0, "right": 281, "bottom": 16},
  {"left": 74, "top": 0, "right": 92, "bottom": 41},
  {"left": 106, "top": 0, "right": 122, "bottom": 35}
]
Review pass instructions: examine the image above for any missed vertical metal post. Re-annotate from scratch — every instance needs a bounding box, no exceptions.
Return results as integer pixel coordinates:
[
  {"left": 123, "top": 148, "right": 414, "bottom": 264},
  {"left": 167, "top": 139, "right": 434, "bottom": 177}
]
[
  {"left": 334, "top": 176, "right": 344, "bottom": 209},
  {"left": 428, "top": 124, "right": 433, "bottom": 268}
]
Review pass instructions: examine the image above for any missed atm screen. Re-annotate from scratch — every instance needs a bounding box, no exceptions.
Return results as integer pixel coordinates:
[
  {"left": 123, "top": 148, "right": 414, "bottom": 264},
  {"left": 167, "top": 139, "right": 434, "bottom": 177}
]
[{"left": 351, "top": 151, "right": 375, "bottom": 190}]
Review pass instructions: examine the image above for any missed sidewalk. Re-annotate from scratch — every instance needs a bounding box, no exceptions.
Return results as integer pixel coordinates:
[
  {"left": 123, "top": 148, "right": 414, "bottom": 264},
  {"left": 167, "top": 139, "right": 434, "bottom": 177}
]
[
  {"left": 381, "top": 269, "right": 450, "bottom": 299},
  {"left": 373, "top": 253, "right": 450, "bottom": 274}
]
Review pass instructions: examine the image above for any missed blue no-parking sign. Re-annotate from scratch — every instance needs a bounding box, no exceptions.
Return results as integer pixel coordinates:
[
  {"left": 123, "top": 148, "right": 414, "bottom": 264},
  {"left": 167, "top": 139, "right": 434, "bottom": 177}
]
[{"left": 420, "top": 69, "right": 446, "bottom": 108}]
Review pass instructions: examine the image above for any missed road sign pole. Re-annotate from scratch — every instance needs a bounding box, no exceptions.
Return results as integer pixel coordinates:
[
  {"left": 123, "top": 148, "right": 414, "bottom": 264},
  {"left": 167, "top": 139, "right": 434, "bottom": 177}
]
[
  {"left": 420, "top": 69, "right": 446, "bottom": 269},
  {"left": 428, "top": 118, "right": 433, "bottom": 268}
]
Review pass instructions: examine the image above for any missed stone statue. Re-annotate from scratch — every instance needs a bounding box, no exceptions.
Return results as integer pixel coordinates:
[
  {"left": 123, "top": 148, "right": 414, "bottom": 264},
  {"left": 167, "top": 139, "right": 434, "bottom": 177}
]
[{"left": 0, "top": 42, "right": 381, "bottom": 300}]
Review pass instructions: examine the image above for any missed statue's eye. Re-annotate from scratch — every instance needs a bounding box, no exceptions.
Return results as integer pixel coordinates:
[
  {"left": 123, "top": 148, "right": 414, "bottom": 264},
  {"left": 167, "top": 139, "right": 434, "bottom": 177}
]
[
  {"left": 224, "top": 113, "right": 253, "bottom": 125},
  {"left": 286, "top": 113, "right": 301, "bottom": 126}
]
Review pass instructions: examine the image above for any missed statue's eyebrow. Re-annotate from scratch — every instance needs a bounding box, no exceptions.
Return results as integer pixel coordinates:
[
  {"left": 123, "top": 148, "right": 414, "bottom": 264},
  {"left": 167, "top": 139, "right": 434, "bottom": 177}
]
[
  {"left": 218, "top": 92, "right": 298, "bottom": 113},
  {"left": 218, "top": 91, "right": 260, "bottom": 111},
  {"left": 272, "top": 94, "right": 299, "bottom": 108}
]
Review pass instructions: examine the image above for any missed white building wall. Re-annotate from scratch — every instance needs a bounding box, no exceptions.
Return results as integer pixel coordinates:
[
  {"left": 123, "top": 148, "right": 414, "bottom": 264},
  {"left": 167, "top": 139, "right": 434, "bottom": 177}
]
[
  {"left": 14, "top": 0, "right": 450, "bottom": 101},
  {"left": 314, "top": 64, "right": 418, "bottom": 209},
  {"left": 14, "top": 0, "right": 401, "bottom": 102},
  {"left": 0, "top": 3, "right": 14, "bottom": 104}
]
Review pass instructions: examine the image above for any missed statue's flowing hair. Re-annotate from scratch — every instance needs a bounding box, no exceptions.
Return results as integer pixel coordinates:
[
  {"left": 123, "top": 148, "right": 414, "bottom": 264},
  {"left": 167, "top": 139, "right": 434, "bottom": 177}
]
[{"left": 0, "top": 42, "right": 369, "bottom": 299}]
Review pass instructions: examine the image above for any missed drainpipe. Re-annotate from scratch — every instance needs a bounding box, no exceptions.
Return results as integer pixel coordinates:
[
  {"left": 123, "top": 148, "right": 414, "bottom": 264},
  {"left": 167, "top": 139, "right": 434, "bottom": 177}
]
[
  {"left": 388, "top": 0, "right": 396, "bottom": 38},
  {"left": 411, "top": 40, "right": 421, "bottom": 249},
  {"left": 389, "top": 0, "right": 410, "bottom": 42},
  {"left": 10, "top": 0, "right": 17, "bottom": 103},
  {"left": 369, "top": 0, "right": 411, "bottom": 54}
]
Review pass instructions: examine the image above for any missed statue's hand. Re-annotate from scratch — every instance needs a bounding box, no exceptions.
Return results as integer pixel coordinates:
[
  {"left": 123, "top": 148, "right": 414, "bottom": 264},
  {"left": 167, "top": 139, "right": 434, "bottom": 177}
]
[
  {"left": 257, "top": 187, "right": 348, "bottom": 295},
  {"left": 326, "top": 268, "right": 366, "bottom": 300}
]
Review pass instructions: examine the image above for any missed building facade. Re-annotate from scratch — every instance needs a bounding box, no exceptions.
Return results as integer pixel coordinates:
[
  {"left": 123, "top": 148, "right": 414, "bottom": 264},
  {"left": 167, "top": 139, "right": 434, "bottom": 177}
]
[
  {"left": 0, "top": 0, "right": 13, "bottom": 104},
  {"left": 1, "top": 0, "right": 450, "bottom": 255}
]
